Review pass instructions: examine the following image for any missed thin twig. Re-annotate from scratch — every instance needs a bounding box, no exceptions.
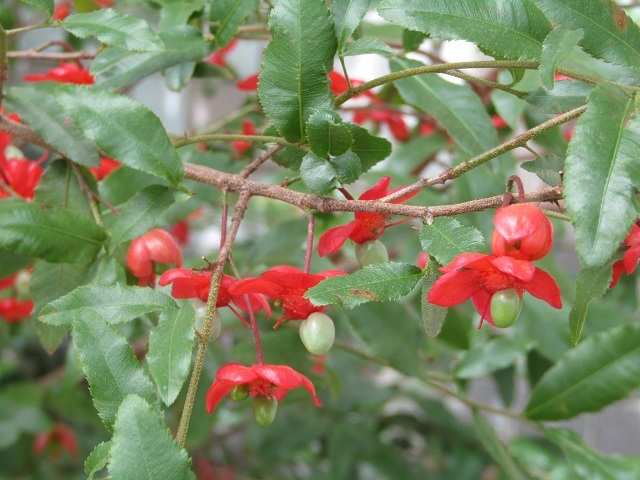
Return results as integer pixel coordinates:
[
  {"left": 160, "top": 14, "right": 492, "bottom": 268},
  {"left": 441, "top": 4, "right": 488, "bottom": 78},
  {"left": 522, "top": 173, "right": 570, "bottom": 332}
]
[
  {"left": 174, "top": 134, "right": 288, "bottom": 149},
  {"left": 240, "top": 144, "right": 285, "bottom": 178},
  {"left": 70, "top": 162, "right": 104, "bottom": 227},
  {"left": 304, "top": 211, "right": 314, "bottom": 273}
]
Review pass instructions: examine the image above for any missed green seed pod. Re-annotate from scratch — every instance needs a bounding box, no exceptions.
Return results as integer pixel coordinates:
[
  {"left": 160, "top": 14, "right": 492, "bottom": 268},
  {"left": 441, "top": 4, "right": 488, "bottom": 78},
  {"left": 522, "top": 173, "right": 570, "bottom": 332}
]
[
  {"left": 490, "top": 289, "right": 522, "bottom": 328},
  {"left": 299, "top": 312, "right": 335, "bottom": 355},
  {"left": 230, "top": 384, "right": 249, "bottom": 402},
  {"left": 355, "top": 240, "right": 389, "bottom": 267},
  {"left": 252, "top": 395, "right": 278, "bottom": 426}
]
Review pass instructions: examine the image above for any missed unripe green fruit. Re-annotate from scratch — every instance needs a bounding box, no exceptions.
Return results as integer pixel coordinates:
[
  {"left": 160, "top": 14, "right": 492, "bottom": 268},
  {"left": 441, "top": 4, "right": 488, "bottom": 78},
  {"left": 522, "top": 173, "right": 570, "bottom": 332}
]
[
  {"left": 490, "top": 289, "right": 522, "bottom": 328},
  {"left": 230, "top": 384, "right": 249, "bottom": 402},
  {"left": 299, "top": 312, "right": 335, "bottom": 355},
  {"left": 252, "top": 395, "right": 278, "bottom": 426},
  {"left": 194, "top": 303, "right": 222, "bottom": 341},
  {"left": 355, "top": 240, "right": 389, "bottom": 267}
]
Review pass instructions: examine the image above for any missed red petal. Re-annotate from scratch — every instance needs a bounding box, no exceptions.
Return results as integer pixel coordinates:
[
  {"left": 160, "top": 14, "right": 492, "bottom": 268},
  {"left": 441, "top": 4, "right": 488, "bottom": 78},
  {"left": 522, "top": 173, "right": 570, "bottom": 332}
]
[
  {"left": 524, "top": 268, "right": 562, "bottom": 309},
  {"left": 493, "top": 204, "right": 544, "bottom": 244},
  {"left": 359, "top": 176, "right": 391, "bottom": 200},
  {"left": 216, "top": 363, "right": 259, "bottom": 383},
  {"left": 143, "top": 229, "right": 183, "bottom": 266},
  {"left": 236, "top": 74, "right": 259, "bottom": 91},
  {"left": 471, "top": 290, "right": 494, "bottom": 326},
  {"left": 440, "top": 252, "right": 491, "bottom": 273},
  {"left": 427, "top": 269, "right": 481, "bottom": 307},
  {"left": 126, "top": 238, "right": 152, "bottom": 279},
  {"left": 610, "top": 260, "right": 625, "bottom": 288},
  {"left": 229, "top": 277, "right": 284, "bottom": 298},
  {"left": 623, "top": 242, "right": 640, "bottom": 275},
  {"left": 318, "top": 222, "right": 357, "bottom": 256},
  {"left": 158, "top": 268, "right": 193, "bottom": 286},
  {"left": 490, "top": 256, "right": 536, "bottom": 282},
  {"left": 205, "top": 381, "right": 235, "bottom": 414},
  {"left": 255, "top": 364, "right": 322, "bottom": 406}
]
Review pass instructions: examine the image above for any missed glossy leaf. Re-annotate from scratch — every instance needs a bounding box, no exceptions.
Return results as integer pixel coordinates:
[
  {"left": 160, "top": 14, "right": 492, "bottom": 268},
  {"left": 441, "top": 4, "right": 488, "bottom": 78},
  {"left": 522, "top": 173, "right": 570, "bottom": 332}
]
[
  {"left": 34, "top": 159, "right": 96, "bottom": 218},
  {"left": 343, "top": 38, "right": 394, "bottom": 57},
  {"left": 5, "top": 87, "right": 100, "bottom": 167},
  {"left": 109, "top": 185, "right": 176, "bottom": 249},
  {"left": 109, "top": 395, "right": 195, "bottom": 480},
  {"left": 306, "top": 262, "right": 423, "bottom": 309},
  {"left": 378, "top": 0, "right": 551, "bottom": 60},
  {"left": 210, "top": 0, "right": 259, "bottom": 47},
  {"left": 0, "top": 199, "right": 105, "bottom": 264},
  {"left": 39, "top": 284, "right": 178, "bottom": 326},
  {"left": 20, "top": 0, "right": 53, "bottom": 15},
  {"left": 147, "top": 305, "right": 196, "bottom": 407},
  {"left": 332, "top": 0, "right": 372, "bottom": 52},
  {"left": 391, "top": 58, "right": 498, "bottom": 156},
  {"left": 526, "top": 323, "right": 640, "bottom": 420},
  {"left": 61, "top": 9, "right": 164, "bottom": 52},
  {"left": 258, "top": 0, "right": 336, "bottom": 142},
  {"left": 521, "top": 154, "right": 564, "bottom": 187},
  {"left": 455, "top": 337, "right": 535, "bottom": 379},
  {"left": 346, "top": 123, "right": 392, "bottom": 172},
  {"left": 621, "top": 96, "right": 640, "bottom": 191},
  {"left": 563, "top": 84, "right": 636, "bottom": 267},
  {"left": 73, "top": 311, "right": 157, "bottom": 429},
  {"left": 533, "top": 0, "right": 640, "bottom": 72},
  {"left": 306, "top": 110, "right": 353, "bottom": 157},
  {"left": 300, "top": 151, "right": 361, "bottom": 195},
  {"left": 525, "top": 80, "right": 594, "bottom": 114},
  {"left": 540, "top": 27, "right": 583, "bottom": 88},
  {"left": 85, "top": 441, "right": 111, "bottom": 480},
  {"left": 421, "top": 264, "right": 447, "bottom": 338},
  {"left": 420, "top": 217, "right": 488, "bottom": 266},
  {"left": 56, "top": 85, "right": 184, "bottom": 185}
]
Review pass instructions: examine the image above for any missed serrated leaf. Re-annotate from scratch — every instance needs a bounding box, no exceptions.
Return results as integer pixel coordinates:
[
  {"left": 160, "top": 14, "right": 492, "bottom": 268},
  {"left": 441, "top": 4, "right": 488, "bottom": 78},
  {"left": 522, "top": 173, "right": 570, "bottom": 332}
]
[
  {"left": 540, "top": 27, "right": 584, "bottom": 88},
  {"left": 301, "top": 151, "right": 361, "bottom": 195},
  {"left": 109, "top": 395, "right": 195, "bottom": 480},
  {"left": 159, "top": 1, "right": 205, "bottom": 30},
  {"left": 20, "top": 0, "right": 53, "bottom": 15},
  {"left": 109, "top": 185, "right": 176, "bottom": 249},
  {"left": 402, "top": 29, "right": 427, "bottom": 52},
  {"left": 34, "top": 159, "right": 96, "bottom": 218},
  {"left": 525, "top": 80, "right": 594, "bottom": 114},
  {"left": 420, "top": 217, "right": 488, "bottom": 266},
  {"left": 0, "top": 199, "right": 105, "bottom": 264},
  {"left": 346, "top": 123, "right": 391, "bottom": 172},
  {"left": 564, "top": 84, "right": 636, "bottom": 267},
  {"left": 210, "top": 0, "right": 259, "bottom": 47},
  {"left": 39, "top": 284, "right": 178, "bottom": 326},
  {"left": 378, "top": 0, "right": 551, "bottom": 61},
  {"left": 569, "top": 260, "right": 616, "bottom": 345},
  {"left": 147, "top": 305, "right": 196, "bottom": 407},
  {"left": 343, "top": 38, "right": 394, "bottom": 57},
  {"left": 421, "top": 265, "right": 447, "bottom": 338},
  {"left": 56, "top": 85, "right": 183, "bottom": 185},
  {"left": 258, "top": 0, "right": 337, "bottom": 142},
  {"left": 621, "top": 97, "right": 640, "bottom": 192},
  {"left": 532, "top": 0, "right": 640, "bottom": 72},
  {"left": 521, "top": 154, "right": 564, "bottom": 186},
  {"left": 93, "top": 27, "right": 212, "bottom": 91},
  {"left": 455, "top": 337, "right": 535, "bottom": 379},
  {"left": 306, "top": 110, "right": 353, "bottom": 157},
  {"left": 391, "top": 57, "right": 498, "bottom": 156},
  {"left": 526, "top": 323, "right": 640, "bottom": 420},
  {"left": 73, "top": 312, "right": 157, "bottom": 429},
  {"left": 332, "top": 0, "right": 372, "bottom": 52},
  {"left": 5, "top": 88, "right": 100, "bottom": 167},
  {"left": 306, "top": 262, "right": 423, "bottom": 309},
  {"left": 85, "top": 441, "right": 111, "bottom": 479},
  {"left": 62, "top": 9, "right": 164, "bottom": 52}
]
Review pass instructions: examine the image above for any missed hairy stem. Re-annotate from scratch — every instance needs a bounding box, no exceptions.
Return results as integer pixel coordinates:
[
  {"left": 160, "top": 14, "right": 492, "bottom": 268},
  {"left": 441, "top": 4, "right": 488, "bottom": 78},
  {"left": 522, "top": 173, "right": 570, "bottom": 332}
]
[
  {"left": 174, "top": 134, "right": 289, "bottom": 149},
  {"left": 304, "top": 211, "right": 314, "bottom": 273}
]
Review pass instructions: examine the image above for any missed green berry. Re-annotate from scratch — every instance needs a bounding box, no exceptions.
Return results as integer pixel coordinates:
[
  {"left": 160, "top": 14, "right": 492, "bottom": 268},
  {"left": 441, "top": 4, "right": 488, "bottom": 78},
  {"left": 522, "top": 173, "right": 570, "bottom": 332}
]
[
  {"left": 490, "top": 289, "right": 522, "bottom": 328},
  {"left": 252, "top": 395, "right": 278, "bottom": 426},
  {"left": 355, "top": 240, "right": 389, "bottom": 266},
  {"left": 299, "top": 312, "right": 335, "bottom": 355},
  {"left": 230, "top": 384, "right": 249, "bottom": 402}
]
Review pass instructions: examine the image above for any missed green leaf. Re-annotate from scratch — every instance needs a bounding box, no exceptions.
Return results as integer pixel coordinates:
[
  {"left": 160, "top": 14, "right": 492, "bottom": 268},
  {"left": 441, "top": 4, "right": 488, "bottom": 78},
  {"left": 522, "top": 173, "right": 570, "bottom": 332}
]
[
  {"left": 569, "top": 259, "right": 616, "bottom": 345},
  {"left": 159, "top": 1, "right": 205, "bottom": 30},
  {"left": 622, "top": 97, "right": 640, "bottom": 192},
  {"left": 540, "top": 27, "right": 583, "bottom": 88},
  {"left": 543, "top": 428, "right": 637, "bottom": 480},
  {"left": 306, "top": 262, "right": 423, "bottom": 309},
  {"left": 34, "top": 159, "right": 97, "bottom": 218},
  {"left": 343, "top": 38, "right": 395, "bottom": 57},
  {"left": 521, "top": 154, "right": 564, "bottom": 186},
  {"left": 61, "top": 9, "right": 164, "bottom": 52},
  {"left": 421, "top": 263, "right": 448, "bottom": 338},
  {"left": 378, "top": 0, "right": 551, "bottom": 60},
  {"left": 209, "top": 0, "right": 259, "bottom": 47},
  {"left": 20, "top": 0, "right": 53, "bottom": 15},
  {"left": 306, "top": 110, "right": 353, "bottom": 157},
  {"left": 332, "top": 0, "right": 372, "bottom": 52},
  {"left": 85, "top": 441, "right": 111, "bottom": 480},
  {"left": 109, "top": 395, "right": 195, "bottom": 480},
  {"left": 5, "top": 87, "right": 100, "bottom": 167},
  {"left": 0, "top": 251, "right": 32, "bottom": 278},
  {"left": 455, "top": 337, "right": 535, "bottom": 379},
  {"left": 147, "top": 305, "right": 196, "bottom": 407},
  {"left": 526, "top": 323, "right": 640, "bottom": 420},
  {"left": 0, "top": 199, "right": 105, "bottom": 264},
  {"left": 56, "top": 85, "right": 184, "bottom": 185},
  {"left": 564, "top": 84, "right": 636, "bottom": 267},
  {"left": 39, "top": 284, "right": 178, "bottom": 326},
  {"left": 472, "top": 411, "right": 532, "bottom": 480},
  {"left": 258, "top": 0, "right": 337, "bottom": 142},
  {"left": 402, "top": 29, "right": 427, "bottom": 52},
  {"left": 346, "top": 123, "right": 392, "bottom": 172},
  {"left": 390, "top": 57, "right": 498, "bottom": 156},
  {"left": 300, "top": 151, "right": 361, "bottom": 195},
  {"left": 420, "top": 217, "right": 488, "bottom": 266},
  {"left": 73, "top": 312, "right": 157, "bottom": 429},
  {"left": 92, "top": 27, "right": 212, "bottom": 91},
  {"left": 532, "top": 0, "right": 640, "bottom": 72},
  {"left": 109, "top": 185, "right": 176, "bottom": 249},
  {"left": 525, "top": 80, "right": 594, "bottom": 114}
]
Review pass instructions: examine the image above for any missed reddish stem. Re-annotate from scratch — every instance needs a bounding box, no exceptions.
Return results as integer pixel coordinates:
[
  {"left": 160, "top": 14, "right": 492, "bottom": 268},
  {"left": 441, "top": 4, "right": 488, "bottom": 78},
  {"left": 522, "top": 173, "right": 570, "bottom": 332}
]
[
  {"left": 338, "top": 188, "right": 354, "bottom": 200},
  {"left": 384, "top": 217, "right": 415, "bottom": 229},
  {"left": 245, "top": 294, "right": 264, "bottom": 365},
  {"left": 304, "top": 213, "right": 314, "bottom": 273},
  {"left": 503, "top": 175, "right": 525, "bottom": 207}
]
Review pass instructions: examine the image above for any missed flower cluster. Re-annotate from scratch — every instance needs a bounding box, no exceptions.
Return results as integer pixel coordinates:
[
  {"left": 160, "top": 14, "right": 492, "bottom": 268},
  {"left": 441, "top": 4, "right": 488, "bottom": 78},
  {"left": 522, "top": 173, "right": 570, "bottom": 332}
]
[{"left": 428, "top": 203, "right": 562, "bottom": 327}]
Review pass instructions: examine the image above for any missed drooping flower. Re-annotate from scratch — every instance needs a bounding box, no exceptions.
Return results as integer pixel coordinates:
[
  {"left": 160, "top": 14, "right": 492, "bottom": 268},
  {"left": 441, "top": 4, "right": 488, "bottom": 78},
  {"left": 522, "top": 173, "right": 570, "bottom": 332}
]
[
  {"left": 427, "top": 252, "right": 562, "bottom": 327},
  {"left": 126, "top": 229, "right": 183, "bottom": 286},
  {"left": 205, "top": 40, "right": 238, "bottom": 67},
  {"left": 24, "top": 63, "right": 94, "bottom": 84},
  {"left": 352, "top": 108, "right": 409, "bottom": 141},
  {"left": 229, "top": 266, "right": 345, "bottom": 327},
  {"left": 89, "top": 157, "right": 120, "bottom": 181},
  {"left": 491, "top": 203, "right": 553, "bottom": 261},
  {"left": 610, "top": 224, "right": 640, "bottom": 288},
  {"left": 0, "top": 156, "right": 44, "bottom": 200},
  {"left": 0, "top": 297, "right": 34, "bottom": 323},
  {"left": 206, "top": 363, "right": 322, "bottom": 414},
  {"left": 318, "top": 176, "right": 419, "bottom": 257},
  {"left": 232, "top": 119, "right": 256, "bottom": 156},
  {"left": 33, "top": 422, "right": 79, "bottom": 459}
]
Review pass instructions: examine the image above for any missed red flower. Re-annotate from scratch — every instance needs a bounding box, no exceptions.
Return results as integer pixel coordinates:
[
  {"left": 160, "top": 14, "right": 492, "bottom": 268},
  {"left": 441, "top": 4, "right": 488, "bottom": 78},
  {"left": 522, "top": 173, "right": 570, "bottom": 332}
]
[
  {"left": 0, "top": 297, "right": 34, "bottom": 323},
  {"left": 232, "top": 119, "right": 256, "bottom": 156},
  {"left": 0, "top": 156, "right": 44, "bottom": 200},
  {"left": 229, "top": 266, "right": 345, "bottom": 326},
  {"left": 328, "top": 70, "right": 374, "bottom": 99},
  {"left": 236, "top": 74, "right": 259, "bottom": 91},
  {"left": 0, "top": 274, "right": 16, "bottom": 290},
  {"left": 417, "top": 251, "right": 428, "bottom": 270},
  {"left": 206, "top": 363, "right": 322, "bottom": 414},
  {"left": 352, "top": 108, "right": 408, "bottom": 141},
  {"left": 89, "top": 157, "right": 120, "bottom": 181},
  {"left": 24, "top": 63, "right": 94, "bottom": 85},
  {"left": 427, "top": 252, "right": 562, "bottom": 327},
  {"left": 33, "top": 422, "right": 79, "bottom": 459},
  {"left": 52, "top": 0, "right": 72, "bottom": 21},
  {"left": 610, "top": 224, "right": 640, "bottom": 288},
  {"left": 491, "top": 203, "right": 553, "bottom": 261},
  {"left": 206, "top": 40, "right": 237, "bottom": 67},
  {"left": 126, "top": 229, "right": 183, "bottom": 286},
  {"left": 419, "top": 122, "right": 435, "bottom": 136},
  {"left": 318, "top": 176, "right": 418, "bottom": 256},
  {"left": 491, "top": 115, "right": 508, "bottom": 130}
]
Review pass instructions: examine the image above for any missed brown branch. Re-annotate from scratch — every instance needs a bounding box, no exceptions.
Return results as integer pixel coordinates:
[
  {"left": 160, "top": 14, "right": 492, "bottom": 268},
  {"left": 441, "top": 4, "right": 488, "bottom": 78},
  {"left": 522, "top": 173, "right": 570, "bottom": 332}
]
[
  {"left": 0, "top": 114, "right": 63, "bottom": 154},
  {"left": 7, "top": 50, "right": 96, "bottom": 60},
  {"left": 239, "top": 144, "right": 285, "bottom": 178}
]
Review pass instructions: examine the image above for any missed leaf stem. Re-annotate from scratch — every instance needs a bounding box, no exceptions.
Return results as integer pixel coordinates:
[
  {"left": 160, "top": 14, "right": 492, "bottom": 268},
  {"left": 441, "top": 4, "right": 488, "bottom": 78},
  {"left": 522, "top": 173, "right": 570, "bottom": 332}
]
[
  {"left": 174, "top": 134, "right": 288, "bottom": 149},
  {"left": 6, "top": 22, "right": 51, "bottom": 36},
  {"left": 246, "top": 294, "right": 264, "bottom": 365}
]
